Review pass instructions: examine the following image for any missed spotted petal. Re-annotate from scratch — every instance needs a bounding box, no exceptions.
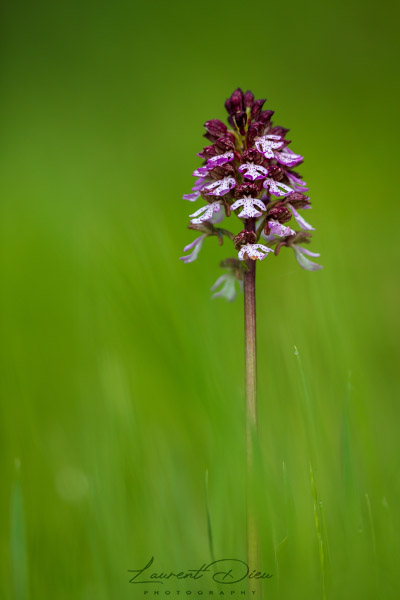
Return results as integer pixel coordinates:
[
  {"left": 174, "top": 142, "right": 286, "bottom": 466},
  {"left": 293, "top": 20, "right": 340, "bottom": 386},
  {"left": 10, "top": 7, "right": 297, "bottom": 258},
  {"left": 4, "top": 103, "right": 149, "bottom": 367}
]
[
  {"left": 238, "top": 243, "right": 274, "bottom": 261},
  {"left": 263, "top": 178, "right": 293, "bottom": 197},
  {"left": 268, "top": 220, "right": 296, "bottom": 237},
  {"left": 204, "top": 177, "right": 236, "bottom": 197},
  {"left": 192, "top": 152, "right": 235, "bottom": 178},
  {"left": 274, "top": 149, "right": 303, "bottom": 167},
  {"left": 231, "top": 196, "right": 266, "bottom": 219},
  {"left": 206, "top": 151, "right": 234, "bottom": 168},
  {"left": 192, "top": 166, "right": 210, "bottom": 177},
  {"left": 238, "top": 162, "right": 269, "bottom": 181},
  {"left": 255, "top": 135, "right": 285, "bottom": 159},
  {"left": 288, "top": 203, "right": 315, "bottom": 230},
  {"left": 190, "top": 202, "right": 221, "bottom": 224}
]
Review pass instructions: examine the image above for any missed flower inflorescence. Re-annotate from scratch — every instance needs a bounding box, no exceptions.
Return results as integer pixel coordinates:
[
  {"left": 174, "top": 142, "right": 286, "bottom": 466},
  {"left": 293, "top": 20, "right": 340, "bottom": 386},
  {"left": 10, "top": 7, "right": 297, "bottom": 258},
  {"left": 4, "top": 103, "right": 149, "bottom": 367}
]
[{"left": 180, "top": 88, "right": 322, "bottom": 300}]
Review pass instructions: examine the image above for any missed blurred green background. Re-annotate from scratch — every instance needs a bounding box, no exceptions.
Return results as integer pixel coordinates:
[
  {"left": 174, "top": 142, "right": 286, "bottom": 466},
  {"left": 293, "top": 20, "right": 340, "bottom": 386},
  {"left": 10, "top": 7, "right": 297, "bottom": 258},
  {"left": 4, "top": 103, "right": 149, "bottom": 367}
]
[{"left": 1, "top": 0, "right": 399, "bottom": 598}]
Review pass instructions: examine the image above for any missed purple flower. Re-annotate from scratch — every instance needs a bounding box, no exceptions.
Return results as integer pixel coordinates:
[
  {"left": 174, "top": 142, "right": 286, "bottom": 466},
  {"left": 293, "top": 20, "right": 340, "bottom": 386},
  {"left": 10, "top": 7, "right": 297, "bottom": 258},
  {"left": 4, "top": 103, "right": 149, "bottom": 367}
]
[
  {"left": 238, "top": 162, "right": 269, "bottom": 181},
  {"left": 192, "top": 167, "right": 208, "bottom": 177},
  {"left": 238, "top": 243, "right": 274, "bottom": 261},
  {"left": 268, "top": 220, "right": 296, "bottom": 237},
  {"left": 204, "top": 177, "right": 236, "bottom": 197},
  {"left": 183, "top": 177, "right": 208, "bottom": 202},
  {"left": 231, "top": 196, "right": 266, "bottom": 219},
  {"left": 190, "top": 201, "right": 221, "bottom": 224},
  {"left": 203, "top": 119, "right": 227, "bottom": 142},
  {"left": 206, "top": 151, "right": 235, "bottom": 169},
  {"left": 180, "top": 88, "right": 322, "bottom": 293},
  {"left": 254, "top": 135, "right": 285, "bottom": 158},
  {"left": 274, "top": 148, "right": 303, "bottom": 167},
  {"left": 193, "top": 152, "right": 235, "bottom": 176},
  {"left": 180, "top": 235, "right": 207, "bottom": 263},
  {"left": 292, "top": 245, "right": 322, "bottom": 271},
  {"left": 263, "top": 178, "right": 293, "bottom": 197}
]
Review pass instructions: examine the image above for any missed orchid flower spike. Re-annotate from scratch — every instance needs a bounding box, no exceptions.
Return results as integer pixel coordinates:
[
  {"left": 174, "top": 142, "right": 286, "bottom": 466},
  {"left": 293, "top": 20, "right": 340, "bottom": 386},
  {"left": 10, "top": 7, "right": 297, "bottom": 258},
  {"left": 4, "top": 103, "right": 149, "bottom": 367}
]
[{"left": 180, "top": 88, "right": 322, "bottom": 300}]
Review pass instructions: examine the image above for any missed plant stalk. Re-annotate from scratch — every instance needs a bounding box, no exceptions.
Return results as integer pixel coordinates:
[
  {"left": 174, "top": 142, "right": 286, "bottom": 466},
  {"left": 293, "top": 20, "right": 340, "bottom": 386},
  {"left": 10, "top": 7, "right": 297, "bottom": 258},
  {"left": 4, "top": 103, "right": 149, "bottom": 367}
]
[
  {"left": 244, "top": 256, "right": 257, "bottom": 446},
  {"left": 244, "top": 218, "right": 260, "bottom": 593}
]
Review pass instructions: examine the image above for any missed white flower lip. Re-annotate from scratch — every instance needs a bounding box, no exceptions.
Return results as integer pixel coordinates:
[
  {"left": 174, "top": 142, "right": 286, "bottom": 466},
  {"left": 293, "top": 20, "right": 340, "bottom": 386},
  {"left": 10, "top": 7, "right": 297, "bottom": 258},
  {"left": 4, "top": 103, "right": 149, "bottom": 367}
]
[
  {"left": 231, "top": 196, "right": 266, "bottom": 219},
  {"left": 238, "top": 243, "right": 274, "bottom": 261},
  {"left": 189, "top": 201, "right": 221, "bottom": 225}
]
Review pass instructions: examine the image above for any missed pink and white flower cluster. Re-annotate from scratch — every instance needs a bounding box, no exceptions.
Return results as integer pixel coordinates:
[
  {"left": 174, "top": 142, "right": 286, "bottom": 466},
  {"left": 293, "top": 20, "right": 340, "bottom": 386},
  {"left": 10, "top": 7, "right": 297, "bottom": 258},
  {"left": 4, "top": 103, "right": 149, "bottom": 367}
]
[{"left": 180, "top": 88, "right": 322, "bottom": 299}]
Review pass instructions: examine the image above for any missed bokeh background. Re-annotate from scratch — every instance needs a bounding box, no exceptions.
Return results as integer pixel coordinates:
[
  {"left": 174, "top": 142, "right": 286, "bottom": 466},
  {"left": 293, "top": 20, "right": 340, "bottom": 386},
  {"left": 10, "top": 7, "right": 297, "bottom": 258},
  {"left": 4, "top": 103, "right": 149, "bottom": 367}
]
[{"left": 1, "top": 0, "right": 399, "bottom": 598}]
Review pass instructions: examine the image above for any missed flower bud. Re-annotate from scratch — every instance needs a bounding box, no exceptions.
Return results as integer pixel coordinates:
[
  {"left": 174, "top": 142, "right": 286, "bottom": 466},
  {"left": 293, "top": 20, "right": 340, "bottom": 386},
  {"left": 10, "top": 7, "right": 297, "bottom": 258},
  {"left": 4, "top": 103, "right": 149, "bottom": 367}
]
[
  {"left": 268, "top": 205, "right": 292, "bottom": 223},
  {"left": 284, "top": 192, "right": 310, "bottom": 209},
  {"left": 204, "top": 119, "right": 227, "bottom": 138},
  {"left": 234, "top": 182, "right": 261, "bottom": 199},
  {"left": 215, "top": 134, "right": 235, "bottom": 152},
  {"left": 269, "top": 125, "right": 289, "bottom": 137},
  {"left": 209, "top": 164, "right": 235, "bottom": 180},
  {"left": 250, "top": 99, "right": 266, "bottom": 121},
  {"left": 243, "top": 90, "right": 255, "bottom": 109},
  {"left": 240, "top": 148, "right": 263, "bottom": 165},
  {"left": 233, "top": 230, "right": 257, "bottom": 250},
  {"left": 225, "top": 88, "right": 244, "bottom": 115},
  {"left": 199, "top": 144, "right": 219, "bottom": 159},
  {"left": 247, "top": 122, "right": 264, "bottom": 146},
  {"left": 234, "top": 111, "right": 247, "bottom": 135},
  {"left": 266, "top": 165, "right": 285, "bottom": 181},
  {"left": 259, "top": 110, "right": 274, "bottom": 123}
]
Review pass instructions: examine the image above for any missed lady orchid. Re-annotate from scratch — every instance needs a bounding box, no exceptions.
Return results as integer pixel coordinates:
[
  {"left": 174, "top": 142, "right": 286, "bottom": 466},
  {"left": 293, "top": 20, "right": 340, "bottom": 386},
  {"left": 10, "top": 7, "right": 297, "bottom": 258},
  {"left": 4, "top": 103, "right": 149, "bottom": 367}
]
[
  {"left": 179, "top": 88, "right": 323, "bottom": 576},
  {"left": 181, "top": 87, "right": 322, "bottom": 293}
]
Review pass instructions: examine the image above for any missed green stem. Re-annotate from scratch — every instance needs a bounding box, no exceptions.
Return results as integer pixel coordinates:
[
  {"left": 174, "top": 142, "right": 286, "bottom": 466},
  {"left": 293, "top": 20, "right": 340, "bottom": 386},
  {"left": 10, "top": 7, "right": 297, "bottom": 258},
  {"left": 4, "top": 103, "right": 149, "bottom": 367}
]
[
  {"left": 244, "top": 218, "right": 260, "bottom": 592},
  {"left": 244, "top": 253, "right": 257, "bottom": 444}
]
